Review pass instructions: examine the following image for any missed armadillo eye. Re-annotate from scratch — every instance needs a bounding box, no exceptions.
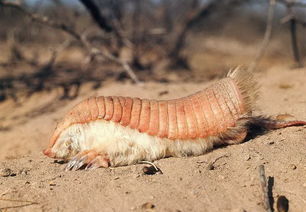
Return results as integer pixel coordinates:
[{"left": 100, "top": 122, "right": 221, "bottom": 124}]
[
  {"left": 67, "top": 145, "right": 72, "bottom": 151},
  {"left": 65, "top": 140, "right": 72, "bottom": 147},
  {"left": 76, "top": 128, "right": 81, "bottom": 135}
]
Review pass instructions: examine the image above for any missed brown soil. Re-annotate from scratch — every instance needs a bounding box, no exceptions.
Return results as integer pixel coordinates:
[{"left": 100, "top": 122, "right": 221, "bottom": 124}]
[{"left": 0, "top": 66, "right": 306, "bottom": 212}]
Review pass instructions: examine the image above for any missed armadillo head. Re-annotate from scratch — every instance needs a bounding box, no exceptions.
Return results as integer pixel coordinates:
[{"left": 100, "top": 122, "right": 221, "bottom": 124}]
[{"left": 43, "top": 119, "right": 83, "bottom": 160}]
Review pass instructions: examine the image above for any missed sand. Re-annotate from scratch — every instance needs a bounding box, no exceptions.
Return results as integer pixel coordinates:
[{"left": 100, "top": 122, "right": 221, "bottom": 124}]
[{"left": 0, "top": 66, "right": 305, "bottom": 212}]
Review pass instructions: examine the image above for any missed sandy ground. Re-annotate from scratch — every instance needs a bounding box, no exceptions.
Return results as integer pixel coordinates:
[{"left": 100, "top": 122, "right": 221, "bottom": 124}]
[{"left": 0, "top": 66, "right": 305, "bottom": 212}]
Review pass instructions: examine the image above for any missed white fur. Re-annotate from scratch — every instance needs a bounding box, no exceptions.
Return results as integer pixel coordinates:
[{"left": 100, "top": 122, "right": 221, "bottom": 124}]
[{"left": 52, "top": 120, "right": 215, "bottom": 166}]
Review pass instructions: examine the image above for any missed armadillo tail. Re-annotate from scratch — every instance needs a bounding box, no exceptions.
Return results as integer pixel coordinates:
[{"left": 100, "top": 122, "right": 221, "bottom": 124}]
[
  {"left": 227, "top": 67, "right": 259, "bottom": 115},
  {"left": 267, "top": 120, "right": 306, "bottom": 129},
  {"left": 249, "top": 116, "right": 306, "bottom": 131}
]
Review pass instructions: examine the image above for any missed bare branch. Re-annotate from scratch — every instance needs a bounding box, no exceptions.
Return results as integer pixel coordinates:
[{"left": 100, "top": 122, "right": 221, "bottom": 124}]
[
  {"left": 78, "top": 0, "right": 131, "bottom": 50},
  {"left": 48, "top": 39, "right": 73, "bottom": 69},
  {"left": 278, "top": 1, "right": 304, "bottom": 67},
  {"left": 168, "top": 1, "right": 219, "bottom": 60},
  {"left": 0, "top": 1, "right": 81, "bottom": 40},
  {"left": 0, "top": 0, "right": 141, "bottom": 84},
  {"left": 90, "top": 47, "right": 142, "bottom": 84},
  {"left": 168, "top": 0, "right": 245, "bottom": 62},
  {"left": 281, "top": 15, "right": 306, "bottom": 27},
  {"left": 289, "top": 18, "right": 303, "bottom": 67},
  {"left": 248, "top": 0, "right": 276, "bottom": 72},
  {"left": 81, "top": 38, "right": 141, "bottom": 84},
  {"left": 78, "top": 0, "right": 113, "bottom": 33}
]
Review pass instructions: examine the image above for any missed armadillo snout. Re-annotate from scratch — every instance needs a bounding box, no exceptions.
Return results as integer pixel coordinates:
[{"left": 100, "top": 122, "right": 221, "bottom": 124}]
[{"left": 43, "top": 148, "right": 55, "bottom": 158}]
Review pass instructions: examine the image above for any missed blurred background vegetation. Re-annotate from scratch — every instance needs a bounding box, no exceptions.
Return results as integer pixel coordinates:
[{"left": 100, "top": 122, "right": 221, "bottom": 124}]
[{"left": 0, "top": 0, "right": 305, "bottom": 102}]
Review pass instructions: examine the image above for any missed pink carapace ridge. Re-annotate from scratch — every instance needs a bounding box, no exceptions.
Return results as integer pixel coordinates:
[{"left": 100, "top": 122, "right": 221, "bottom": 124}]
[{"left": 47, "top": 69, "right": 255, "bottom": 151}]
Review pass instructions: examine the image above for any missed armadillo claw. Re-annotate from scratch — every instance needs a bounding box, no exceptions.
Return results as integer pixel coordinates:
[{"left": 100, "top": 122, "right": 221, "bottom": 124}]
[
  {"left": 65, "top": 158, "right": 77, "bottom": 171},
  {"left": 85, "top": 156, "right": 110, "bottom": 170},
  {"left": 65, "top": 150, "right": 110, "bottom": 171},
  {"left": 65, "top": 154, "right": 88, "bottom": 171},
  {"left": 85, "top": 162, "right": 96, "bottom": 170},
  {"left": 71, "top": 155, "right": 88, "bottom": 171}
]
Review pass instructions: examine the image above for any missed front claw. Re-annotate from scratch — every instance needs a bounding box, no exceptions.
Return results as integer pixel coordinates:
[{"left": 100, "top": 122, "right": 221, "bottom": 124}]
[
  {"left": 85, "top": 155, "right": 110, "bottom": 170},
  {"left": 65, "top": 150, "right": 110, "bottom": 171}
]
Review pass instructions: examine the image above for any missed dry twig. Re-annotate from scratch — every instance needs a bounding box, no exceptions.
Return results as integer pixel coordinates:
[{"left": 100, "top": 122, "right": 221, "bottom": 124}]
[
  {"left": 258, "top": 165, "right": 272, "bottom": 212},
  {"left": 278, "top": 0, "right": 304, "bottom": 67},
  {"left": 0, "top": 1, "right": 141, "bottom": 85},
  {"left": 139, "top": 161, "right": 163, "bottom": 174},
  {"left": 289, "top": 17, "right": 303, "bottom": 67},
  {"left": 139, "top": 161, "right": 159, "bottom": 171}
]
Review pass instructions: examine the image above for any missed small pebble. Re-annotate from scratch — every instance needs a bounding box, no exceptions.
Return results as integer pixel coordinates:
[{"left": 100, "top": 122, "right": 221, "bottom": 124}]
[
  {"left": 267, "top": 141, "right": 275, "bottom": 145},
  {"left": 0, "top": 168, "right": 16, "bottom": 177},
  {"left": 289, "top": 164, "right": 297, "bottom": 170},
  {"left": 49, "top": 181, "right": 56, "bottom": 186},
  {"left": 207, "top": 163, "right": 214, "bottom": 170},
  {"left": 141, "top": 202, "right": 155, "bottom": 210},
  {"left": 276, "top": 195, "right": 289, "bottom": 212},
  {"left": 143, "top": 165, "right": 161, "bottom": 175},
  {"left": 231, "top": 209, "right": 247, "bottom": 212},
  {"left": 244, "top": 154, "right": 251, "bottom": 161},
  {"left": 219, "top": 175, "right": 225, "bottom": 180},
  {"left": 158, "top": 90, "right": 169, "bottom": 96},
  {"left": 19, "top": 169, "right": 29, "bottom": 175}
]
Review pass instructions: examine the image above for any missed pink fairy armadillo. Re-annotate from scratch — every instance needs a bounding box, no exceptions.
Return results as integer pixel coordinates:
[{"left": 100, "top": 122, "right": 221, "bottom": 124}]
[{"left": 43, "top": 68, "right": 306, "bottom": 171}]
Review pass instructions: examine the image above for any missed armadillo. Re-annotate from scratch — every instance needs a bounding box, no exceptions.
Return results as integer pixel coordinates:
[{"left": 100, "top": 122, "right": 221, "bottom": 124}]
[{"left": 43, "top": 68, "right": 306, "bottom": 171}]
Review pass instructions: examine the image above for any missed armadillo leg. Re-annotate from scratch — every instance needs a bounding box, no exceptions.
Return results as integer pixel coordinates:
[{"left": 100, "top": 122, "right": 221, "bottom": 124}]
[
  {"left": 225, "top": 130, "right": 248, "bottom": 145},
  {"left": 65, "top": 150, "right": 110, "bottom": 171},
  {"left": 85, "top": 155, "right": 110, "bottom": 170}
]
